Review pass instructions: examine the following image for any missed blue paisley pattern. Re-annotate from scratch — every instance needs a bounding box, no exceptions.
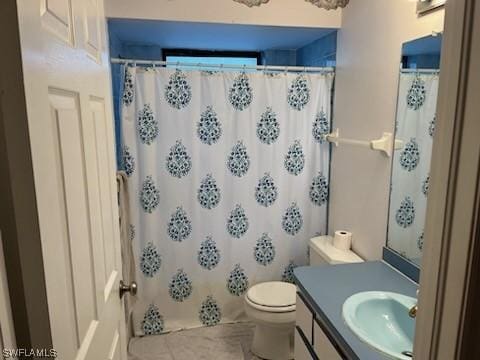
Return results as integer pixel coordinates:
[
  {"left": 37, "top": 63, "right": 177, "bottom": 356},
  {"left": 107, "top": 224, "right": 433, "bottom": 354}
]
[
  {"left": 140, "top": 176, "right": 160, "bottom": 213},
  {"left": 197, "top": 106, "right": 222, "bottom": 145},
  {"left": 255, "top": 173, "right": 278, "bottom": 207},
  {"left": 422, "top": 175, "right": 430, "bottom": 197},
  {"left": 122, "top": 67, "right": 134, "bottom": 106},
  {"left": 227, "top": 141, "right": 250, "bottom": 177},
  {"left": 169, "top": 269, "right": 193, "bottom": 302},
  {"left": 165, "top": 69, "right": 192, "bottom": 109},
  {"left": 229, "top": 73, "right": 253, "bottom": 111},
  {"left": 282, "top": 261, "right": 298, "bottom": 283},
  {"left": 199, "top": 296, "right": 222, "bottom": 327},
  {"left": 123, "top": 145, "right": 135, "bottom": 177},
  {"left": 429, "top": 116, "right": 435, "bottom": 137},
  {"left": 400, "top": 138, "right": 420, "bottom": 171},
  {"left": 257, "top": 107, "right": 280, "bottom": 144},
  {"left": 142, "top": 304, "right": 164, "bottom": 335},
  {"left": 167, "top": 207, "right": 192, "bottom": 242},
  {"left": 197, "top": 236, "right": 220, "bottom": 270},
  {"left": 312, "top": 110, "right": 330, "bottom": 143},
  {"left": 166, "top": 140, "right": 192, "bottom": 178},
  {"left": 417, "top": 232, "right": 424, "bottom": 251},
  {"left": 140, "top": 242, "right": 161, "bottom": 277},
  {"left": 122, "top": 69, "right": 332, "bottom": 333},
  {"left": 282, "top": 203, "right": 303, "bottom": 235},
  {"left": 226, "top": 264, "right": 249, "bottom": 296},
  {"left": 254, "top": 233, "right": 275, "bottom": 266},
  {"left": 197, "top": 174, "right": 221, "bottom": 209},
  {"left": 407, "top": 76, "right": 426, "bottom": 110},
  {"left": 226, "top": 204, "right": 249, "bottom": 239},
  {"left": 310, "top": 172, "right": 329, "bottom": 206},
  {"left": 396, "top": 197, "right": 415, "bottom": 228},
  {"left": 284, "top": 140, "right": 305, "bottom": 175},
  {"left": 201, "top": 70, "right": 220, "bottom": 76},
  {"left": 137, "top": 104, "right": 158, "bottom": 145},
  {"left": 287, "top": 75, "right": 310, "bottom": 111}
]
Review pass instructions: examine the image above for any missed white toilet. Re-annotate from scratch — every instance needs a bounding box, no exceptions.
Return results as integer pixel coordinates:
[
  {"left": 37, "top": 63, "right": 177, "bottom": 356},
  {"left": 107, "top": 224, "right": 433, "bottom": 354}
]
[{"left": 244, "top": 235, "right": 363, "bottom": 360}]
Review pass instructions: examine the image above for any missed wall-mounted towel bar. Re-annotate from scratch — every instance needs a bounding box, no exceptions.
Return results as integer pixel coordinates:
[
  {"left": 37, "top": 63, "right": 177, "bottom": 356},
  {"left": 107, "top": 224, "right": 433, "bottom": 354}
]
[{"left": 326, "top": 128, "right": 403, "bottom": 157}]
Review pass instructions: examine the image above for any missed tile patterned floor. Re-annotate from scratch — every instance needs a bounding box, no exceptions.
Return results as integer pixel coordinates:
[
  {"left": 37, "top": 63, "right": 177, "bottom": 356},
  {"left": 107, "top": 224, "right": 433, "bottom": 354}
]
[{"left": 128, "top": 322, "right": 262, "bottom": 360}]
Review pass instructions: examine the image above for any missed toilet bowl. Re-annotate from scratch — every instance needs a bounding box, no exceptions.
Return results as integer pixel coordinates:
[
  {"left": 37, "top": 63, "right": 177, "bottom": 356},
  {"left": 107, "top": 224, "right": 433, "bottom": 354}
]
[
  {"left": 245, "top": 235, "right": 364, "bottom": 359},
  {"left": 244, "top": 281, "right": 296, "bottom": 360}
]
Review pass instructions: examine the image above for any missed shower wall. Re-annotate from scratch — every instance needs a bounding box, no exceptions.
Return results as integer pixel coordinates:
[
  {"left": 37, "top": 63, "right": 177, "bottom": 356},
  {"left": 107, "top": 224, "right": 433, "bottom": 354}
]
[{"left": 297, "top": 32, "right": 337, "bottom": 67}]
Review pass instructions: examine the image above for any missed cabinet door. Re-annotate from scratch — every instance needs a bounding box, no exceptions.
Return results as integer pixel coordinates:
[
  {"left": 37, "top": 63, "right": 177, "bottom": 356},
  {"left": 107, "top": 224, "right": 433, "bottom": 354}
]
[
  {"left": 297, "top": 293, "right": 314, "bottom": 343},
  {"left": 295, "top": 327, "right": 316, "bottom": 360},
  {"left": 313, "top": 320, "right": 343, "bottom": 360}
]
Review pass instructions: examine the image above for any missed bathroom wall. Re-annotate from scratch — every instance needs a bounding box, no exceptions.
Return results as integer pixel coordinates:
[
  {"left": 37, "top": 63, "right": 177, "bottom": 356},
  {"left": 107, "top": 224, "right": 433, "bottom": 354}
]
[
  {"left": 403, "top": 54, "right": 441, "bottom": 69},
  {"left": 260, "top": 49, "right": 297, "bottom": 66},
  {"left": 105, "top": 0, "right": 342, "bottom": 29},
  {"left": 329, "top": 1, "right": 444, "bottom": 260},
  {"left": 260, "top": 33, "right": 338, "bottom": 67},
  {"left": 297, "top": 32, "right": 337, "bottom": 67}
]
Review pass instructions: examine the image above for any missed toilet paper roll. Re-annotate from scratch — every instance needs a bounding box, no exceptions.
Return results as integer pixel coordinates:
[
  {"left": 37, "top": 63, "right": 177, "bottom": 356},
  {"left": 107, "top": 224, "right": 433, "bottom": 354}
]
[{"left": 333, "top": 230, "right": 352, "bottom": 250}]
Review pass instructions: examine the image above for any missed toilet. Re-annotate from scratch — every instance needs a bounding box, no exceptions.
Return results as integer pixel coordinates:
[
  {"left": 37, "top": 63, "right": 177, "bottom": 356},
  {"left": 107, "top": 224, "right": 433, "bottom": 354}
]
[
  {"left": 244, "top": 235, "right": 364, "bottom": 360},
  {"left": 245, "top": 281, "right": 296, "bottom": 360}
]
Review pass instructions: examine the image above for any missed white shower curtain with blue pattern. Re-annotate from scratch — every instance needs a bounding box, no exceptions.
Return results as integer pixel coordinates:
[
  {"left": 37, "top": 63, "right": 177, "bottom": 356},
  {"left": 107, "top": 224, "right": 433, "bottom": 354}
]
[
  {"left": 388, "top": 72, "right": 439, "bottom": 262},
  {"left": 120, "top": 66, "right": 332, "bottom": 336}
]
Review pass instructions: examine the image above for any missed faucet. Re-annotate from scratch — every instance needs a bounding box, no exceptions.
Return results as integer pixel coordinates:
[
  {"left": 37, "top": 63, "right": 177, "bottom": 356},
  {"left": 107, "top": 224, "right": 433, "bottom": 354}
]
[
  {"left": 408, "top": 304, "right": 418, "bottom": 318},
  {"left": 409, "top": 289, "right": 419, "bottom": 318}
]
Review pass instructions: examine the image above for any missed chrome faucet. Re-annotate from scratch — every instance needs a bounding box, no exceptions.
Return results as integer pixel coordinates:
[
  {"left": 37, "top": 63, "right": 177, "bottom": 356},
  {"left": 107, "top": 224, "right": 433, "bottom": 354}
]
[
  {"left": 408, "top": 304, "right": 418, "bottom": 318},
  {"left": 409, "top": 289, "right": 419, "bottom": 318}
]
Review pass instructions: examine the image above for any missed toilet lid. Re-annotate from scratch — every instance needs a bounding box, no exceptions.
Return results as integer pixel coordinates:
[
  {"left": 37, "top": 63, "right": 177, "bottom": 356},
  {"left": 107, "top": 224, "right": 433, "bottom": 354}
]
[{"left": 246, "top": 281, "right": 296, "bottom": 308}]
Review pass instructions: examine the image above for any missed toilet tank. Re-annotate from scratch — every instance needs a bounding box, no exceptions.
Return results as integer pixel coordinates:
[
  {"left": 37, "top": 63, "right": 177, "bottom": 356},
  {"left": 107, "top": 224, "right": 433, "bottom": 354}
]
[{"left": 309, "top": 236, "right": 363, "bottom": 266}]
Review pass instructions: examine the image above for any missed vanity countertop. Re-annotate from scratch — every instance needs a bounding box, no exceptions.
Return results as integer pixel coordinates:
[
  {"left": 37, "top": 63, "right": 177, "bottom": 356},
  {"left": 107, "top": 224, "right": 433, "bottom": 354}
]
[{"left": 293, "top": 261, "right": 418, "bottom": 360}]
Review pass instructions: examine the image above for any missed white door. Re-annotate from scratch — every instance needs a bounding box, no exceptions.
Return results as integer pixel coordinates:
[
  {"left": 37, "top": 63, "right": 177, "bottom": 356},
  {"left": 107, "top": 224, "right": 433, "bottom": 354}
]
[
  {"left": 0, "top": 231, "right": 17, "bottom": 358},
  {"left": 15, "top": 0, "right": 128, "bottom": 359}
]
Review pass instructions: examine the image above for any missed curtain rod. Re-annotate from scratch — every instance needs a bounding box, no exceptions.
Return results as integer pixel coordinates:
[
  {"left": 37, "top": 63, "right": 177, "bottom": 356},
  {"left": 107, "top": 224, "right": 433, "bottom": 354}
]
[
  {"left": 110, "top": 58, "right": 335, "bottom": 73},
  {"left": 400, "top": 69, "right": 440, "bottom": 74}
]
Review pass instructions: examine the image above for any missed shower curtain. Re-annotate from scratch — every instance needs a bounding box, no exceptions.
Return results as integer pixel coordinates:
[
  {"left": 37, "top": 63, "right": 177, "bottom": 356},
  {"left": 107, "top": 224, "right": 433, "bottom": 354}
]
[
  {"left": 120, "top": 66, "right": 333, "bottom": 335},
  {"left": 388, "top": 72, "right": 439, "bottom": 261}
]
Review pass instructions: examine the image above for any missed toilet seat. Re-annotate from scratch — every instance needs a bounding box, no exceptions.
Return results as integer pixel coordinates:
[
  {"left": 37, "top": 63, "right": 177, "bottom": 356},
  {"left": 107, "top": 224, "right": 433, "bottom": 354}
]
[{"left": 246, "top": 281, "right": 296, "bottom": 313}]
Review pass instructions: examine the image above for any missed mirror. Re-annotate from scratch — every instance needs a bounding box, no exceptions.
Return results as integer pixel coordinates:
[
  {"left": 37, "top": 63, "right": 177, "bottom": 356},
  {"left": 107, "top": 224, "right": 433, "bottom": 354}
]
[
  {"left": 416, "top": 0, "right": 446, "bottom": 15},
  {"left": 387, "top": 34, "right": 442, "bottom": 266}
]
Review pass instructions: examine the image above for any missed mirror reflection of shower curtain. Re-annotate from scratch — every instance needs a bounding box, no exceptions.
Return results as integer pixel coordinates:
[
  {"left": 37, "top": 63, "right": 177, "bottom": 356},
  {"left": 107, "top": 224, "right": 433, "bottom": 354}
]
[
  {"left": 388, "top": 72, "right": 439, "bottom": 262},
  {"left": 120, "top": 66, "right": 332, "bottom": 335}
]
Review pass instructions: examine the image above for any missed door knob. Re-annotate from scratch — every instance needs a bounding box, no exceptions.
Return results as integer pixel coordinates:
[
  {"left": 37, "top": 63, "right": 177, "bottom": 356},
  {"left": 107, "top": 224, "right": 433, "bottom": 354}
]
[{"left": 119, "top": 280, "right": 138, "bottom": 298}]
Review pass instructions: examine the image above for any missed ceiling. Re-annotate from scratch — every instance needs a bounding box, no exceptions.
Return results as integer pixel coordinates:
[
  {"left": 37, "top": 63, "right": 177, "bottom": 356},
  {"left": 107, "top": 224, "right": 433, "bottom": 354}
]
[{"left": 108, "top": 18, "right": 336, "bottom": 51}]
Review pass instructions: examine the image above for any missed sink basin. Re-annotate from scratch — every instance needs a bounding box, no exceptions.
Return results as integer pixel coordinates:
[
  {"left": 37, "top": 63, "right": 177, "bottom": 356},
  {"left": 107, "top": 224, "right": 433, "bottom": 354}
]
[{"left": 342, "top": 291, "right": 416, "bottom": 360}]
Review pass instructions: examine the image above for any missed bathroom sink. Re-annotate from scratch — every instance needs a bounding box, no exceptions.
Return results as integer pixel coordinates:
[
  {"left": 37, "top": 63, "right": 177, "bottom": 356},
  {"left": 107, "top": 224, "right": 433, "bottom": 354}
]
[{"left": 342, "top": 291, "right": 416, "bottom": 360}]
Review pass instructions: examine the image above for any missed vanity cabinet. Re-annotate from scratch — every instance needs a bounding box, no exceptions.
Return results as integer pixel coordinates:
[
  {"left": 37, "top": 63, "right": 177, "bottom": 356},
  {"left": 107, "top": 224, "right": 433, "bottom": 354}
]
[{"left": 295, "top": 292, "right": 344, "bottom": 360}]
